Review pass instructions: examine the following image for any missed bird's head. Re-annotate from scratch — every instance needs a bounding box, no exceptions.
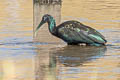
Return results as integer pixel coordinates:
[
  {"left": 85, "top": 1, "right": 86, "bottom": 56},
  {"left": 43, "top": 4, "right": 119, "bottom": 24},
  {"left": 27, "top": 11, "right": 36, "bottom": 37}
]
[{"left": 35, "top": 14, "right": 51, "bottom": 36}]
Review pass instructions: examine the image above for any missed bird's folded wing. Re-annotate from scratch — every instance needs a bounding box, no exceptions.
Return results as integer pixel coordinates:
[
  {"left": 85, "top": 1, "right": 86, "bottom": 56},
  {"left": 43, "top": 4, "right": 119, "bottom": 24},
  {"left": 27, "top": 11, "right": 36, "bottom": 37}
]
[
  {"left": 58, "top": 27, "right": 93, "bottom": 43},
  {"left": 58, "top": 27, "right": 106, "bottom": 44},
  {"left": 81, "top": 29, "right": 106, "bottom": 44}
]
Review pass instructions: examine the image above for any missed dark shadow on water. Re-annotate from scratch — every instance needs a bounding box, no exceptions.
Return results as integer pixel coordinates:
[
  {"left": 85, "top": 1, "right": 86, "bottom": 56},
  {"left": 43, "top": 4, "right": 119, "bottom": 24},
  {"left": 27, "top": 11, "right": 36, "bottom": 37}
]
[{"left": 49, "top": 46, "right": 107, "bottom": 67}]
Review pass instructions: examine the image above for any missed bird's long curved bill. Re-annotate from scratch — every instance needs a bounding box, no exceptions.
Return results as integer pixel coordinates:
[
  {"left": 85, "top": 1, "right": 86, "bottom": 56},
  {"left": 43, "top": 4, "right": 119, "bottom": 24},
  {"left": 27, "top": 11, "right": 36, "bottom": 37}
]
[{"left": 34, "top": 20, "right": 44, "bottom": 37}]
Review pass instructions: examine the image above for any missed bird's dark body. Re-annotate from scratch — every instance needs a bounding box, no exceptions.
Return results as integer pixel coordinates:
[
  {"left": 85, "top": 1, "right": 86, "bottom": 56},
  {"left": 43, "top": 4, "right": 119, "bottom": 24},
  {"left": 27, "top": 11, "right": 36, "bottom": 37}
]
[
  {"left": 35, "top": 14, "right": 107, "bottom": 46},
  {"left": 54, "top": 20, "right": 107, "bottom": 46}
]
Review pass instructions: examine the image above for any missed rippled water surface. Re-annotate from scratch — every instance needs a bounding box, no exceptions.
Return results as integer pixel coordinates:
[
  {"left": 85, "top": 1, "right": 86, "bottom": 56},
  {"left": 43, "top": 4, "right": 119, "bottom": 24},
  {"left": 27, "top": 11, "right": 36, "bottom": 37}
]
[{"left": 0, "top": 0, "right": 120, "bottom": 80}]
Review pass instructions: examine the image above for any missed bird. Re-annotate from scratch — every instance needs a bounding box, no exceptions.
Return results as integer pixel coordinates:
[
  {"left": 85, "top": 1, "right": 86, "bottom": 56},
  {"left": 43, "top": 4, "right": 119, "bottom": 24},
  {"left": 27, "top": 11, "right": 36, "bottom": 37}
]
[{"left": 35, "top": 14, "right": 107, "bottom": 46}]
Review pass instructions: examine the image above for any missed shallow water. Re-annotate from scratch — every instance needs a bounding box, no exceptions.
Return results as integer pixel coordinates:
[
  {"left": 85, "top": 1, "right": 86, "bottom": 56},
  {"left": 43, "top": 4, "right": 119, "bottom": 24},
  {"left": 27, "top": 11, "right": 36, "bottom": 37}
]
[{"left": 0, "top": 0, "right": 120, "bottom": 80}]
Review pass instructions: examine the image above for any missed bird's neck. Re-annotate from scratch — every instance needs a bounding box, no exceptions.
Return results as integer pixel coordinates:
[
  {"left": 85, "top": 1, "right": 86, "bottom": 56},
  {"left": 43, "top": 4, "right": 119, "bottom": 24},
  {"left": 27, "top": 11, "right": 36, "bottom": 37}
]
[{"left": 47, "top": 17, "right": 56, "bottom": 34}]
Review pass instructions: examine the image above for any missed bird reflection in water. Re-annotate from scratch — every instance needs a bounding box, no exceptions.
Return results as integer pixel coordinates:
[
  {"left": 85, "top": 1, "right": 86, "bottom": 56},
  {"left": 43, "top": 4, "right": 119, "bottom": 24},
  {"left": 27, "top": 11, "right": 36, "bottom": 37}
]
[
  {"left": 35, "top": 46, "right": 107, "bottom": 80},
  {"left": 49, "top": 46, "right": 107, "bottom": 67}
]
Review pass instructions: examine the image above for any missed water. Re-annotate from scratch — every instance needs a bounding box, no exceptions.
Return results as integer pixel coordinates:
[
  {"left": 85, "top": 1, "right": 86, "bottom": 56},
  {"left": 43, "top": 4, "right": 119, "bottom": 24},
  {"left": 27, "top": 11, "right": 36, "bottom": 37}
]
[{"left": 0, "top": 0, "right": 120, "bottom": 80}]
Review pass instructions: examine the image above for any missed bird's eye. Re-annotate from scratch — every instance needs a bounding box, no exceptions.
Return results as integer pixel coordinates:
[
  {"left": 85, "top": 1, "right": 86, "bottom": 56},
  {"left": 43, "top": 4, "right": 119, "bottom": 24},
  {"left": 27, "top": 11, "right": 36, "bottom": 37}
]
[{"left": 43, "top": 17, "right": 47, "bottom": 21}]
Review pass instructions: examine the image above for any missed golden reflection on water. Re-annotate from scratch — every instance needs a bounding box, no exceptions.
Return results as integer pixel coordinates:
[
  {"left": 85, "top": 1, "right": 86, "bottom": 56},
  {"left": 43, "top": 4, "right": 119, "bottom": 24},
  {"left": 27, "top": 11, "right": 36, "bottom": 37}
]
[{"left": 0, "top": 0, "right": 120, "bottom": 80}]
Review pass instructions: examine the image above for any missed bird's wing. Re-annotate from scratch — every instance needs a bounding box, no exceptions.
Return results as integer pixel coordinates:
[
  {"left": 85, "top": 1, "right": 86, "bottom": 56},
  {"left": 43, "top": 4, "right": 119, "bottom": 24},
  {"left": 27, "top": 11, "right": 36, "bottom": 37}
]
[
  {"left": 74, "top": 21, "right": 107, "bottom": 43},
  {"left": 83, "top": 25, "right": 107, "bottom": 44},
  {"left": 80, "top": 28, "right": 106, "bottom": 44},
  {"left": 57, "top": 21, "right": 107, "bottom": 44},
  {"left": 73, "top": 21, "right": 107, "bottom": 44},
  {"left": 57, "top": 23, "right": 93, "bottom": 43}
]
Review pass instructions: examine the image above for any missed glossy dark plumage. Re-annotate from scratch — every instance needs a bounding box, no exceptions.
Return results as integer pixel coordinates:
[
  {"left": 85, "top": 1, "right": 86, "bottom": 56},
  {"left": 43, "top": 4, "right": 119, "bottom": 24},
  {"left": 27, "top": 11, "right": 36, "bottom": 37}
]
[{"left": 35, "top": 14, "right": 107, "bottom": 46}]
